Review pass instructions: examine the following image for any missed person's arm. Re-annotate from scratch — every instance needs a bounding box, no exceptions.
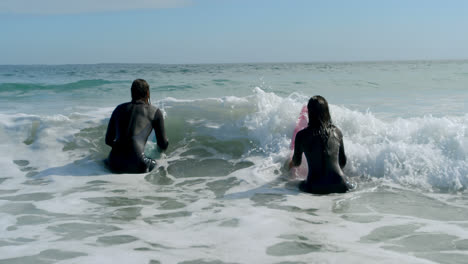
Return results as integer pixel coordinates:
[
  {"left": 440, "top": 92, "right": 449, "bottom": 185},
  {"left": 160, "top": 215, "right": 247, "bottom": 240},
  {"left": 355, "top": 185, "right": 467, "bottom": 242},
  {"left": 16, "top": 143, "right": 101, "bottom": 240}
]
[
  {"left": 289, "top": 131, "right": 303, "bottom": 169},
  {"left": 153, "top": 108, "right": 169, "bottom": 151},
  {"left": 337, "top": 129, "right": 347, "bottom": 169},
  {"left": 105, "top": 110, "right": 117, "bottom": 147}
]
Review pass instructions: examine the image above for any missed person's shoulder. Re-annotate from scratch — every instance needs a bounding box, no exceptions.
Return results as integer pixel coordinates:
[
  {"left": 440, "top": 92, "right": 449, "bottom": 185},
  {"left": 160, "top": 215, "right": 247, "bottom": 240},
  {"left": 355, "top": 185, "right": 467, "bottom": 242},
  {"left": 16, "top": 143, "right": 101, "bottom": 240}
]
[
  {"left": 150, "top": 105, "right": 164, "bottom": 119},
  {"left": 148, "top": 104, "right": 158, "bottom": 112},
  {"left": 331, "top": 125, "right": 343, "bottom": 139},
  {"left": 116, "top": 102, "right": 131, "bottom": 109},
  {"left": 148, "top": 104, "right": 160, "bottom": 114},
  {"left": 300, "top": 126, "right": 315, "bottom": 135},
  {"left": 296, "top": 127, "right": 308, "bottom": 139},
  {"left": 297, "top": 127, "right": 307, "bottom": 135},
  {"left": 113, "top": 102, "right": 131, "bottom": 112}
]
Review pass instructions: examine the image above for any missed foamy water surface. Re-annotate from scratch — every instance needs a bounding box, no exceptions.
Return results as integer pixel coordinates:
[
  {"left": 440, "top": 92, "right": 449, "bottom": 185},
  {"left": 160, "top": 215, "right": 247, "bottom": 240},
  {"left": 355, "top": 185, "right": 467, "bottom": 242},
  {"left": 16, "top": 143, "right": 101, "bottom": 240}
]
[{"left": 0, "top": 62, "right": 467, "bottom": 264}]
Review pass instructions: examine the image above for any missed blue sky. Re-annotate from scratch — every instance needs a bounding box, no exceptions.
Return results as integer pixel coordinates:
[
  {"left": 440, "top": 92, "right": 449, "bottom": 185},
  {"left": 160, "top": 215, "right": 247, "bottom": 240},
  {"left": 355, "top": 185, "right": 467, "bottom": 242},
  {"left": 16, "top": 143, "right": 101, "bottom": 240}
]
[{"left": 1, "top": 0, "right": 468, "bottom": 64}]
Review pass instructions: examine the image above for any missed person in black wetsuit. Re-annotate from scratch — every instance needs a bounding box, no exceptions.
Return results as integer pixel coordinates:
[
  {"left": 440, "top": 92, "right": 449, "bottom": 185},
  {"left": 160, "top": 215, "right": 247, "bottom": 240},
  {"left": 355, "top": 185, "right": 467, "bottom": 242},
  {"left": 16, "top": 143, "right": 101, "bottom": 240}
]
[
  {"left": 105, "top": 79, "right": 169, "bottom": 173},
  {"left": 289, "top": 96, "right": 352, "bottom": 194}
]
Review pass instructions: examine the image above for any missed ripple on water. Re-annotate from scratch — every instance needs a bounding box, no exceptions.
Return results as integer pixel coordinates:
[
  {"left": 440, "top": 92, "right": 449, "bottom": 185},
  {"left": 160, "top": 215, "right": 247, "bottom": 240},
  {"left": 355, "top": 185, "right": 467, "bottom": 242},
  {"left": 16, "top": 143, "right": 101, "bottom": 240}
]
[
  {"left": 0, "top": 237, "right": 34, "bottom": 247},
  {"left": 341, "top": 214, "right": 383, "bottom": 223},
  {"left": 0, "top": 178, "right": 10, "bottom": 184},
  {"left": 382, "top": 233, "right": 459, "bottom": 252},
  {"left": 275, "top": 261, "right": 307, "bottom": 264},
  {"left": 158, "top": 199, "right": 186, "bottom": 210},
  {"left": 11, "top": 237, "right": 36, "bottom": 243},
  {"left": 0, "top": 203, "right": 68, "bottom": 217},
  {"left": 0, "top": 192, "right": 54, "bottom": 202},
  {"left": 146, "top": 242, "right": 174, "bottom": 250},
  {"left": 97, "top": 235, "right": 139, "bottom": 245},
  {"left": 175, "top": 179, "right": 206, "bottom": 187},
  {"left": 295, "top": 217, "right": 327, "bottom": 224},
  {"left": 15, "top": 215, "right": 50, "bottom": 226},
  {"left": 47, "top": 222, "right": 121, "bottom": 240},
  {"left": 24, "top": 171, "right": 39, "bottom": 178},
  {"left": 360, "top": 224, "right": 422, "bottom": 243},
  {"left": 134, "top": 247, "right": 153, "bottom": 252},
  {"left": 0, "top": 240, "right": 18, "bottom": 246},
  {"left": 21, "top": 178, "right": 52, "bottom": 186},
  {"left": 278, "top": 234, "right": 310, "bottom": 241},
  {"left": 19, "top": 166, "right": 38, "bottom": 172},
  {"left": 142, "top": 196, "right": 186, "bottom": 210},
  {"left": 455, "top": 239, "right": 468, "bottom": 250},
  {"left": 13, "top": 159, "right": 30, "bottom": 167},
  {"left": 250, "top": 193, "right": 286, "bottom": 206},
  {"left": 333, "top": 187, "right": 468, "bottom": 221},
  {"left": 250, "top": 193, "right": 317, "bottom": 215},
  {"left": 180, "top": 148, "right": 214, "bottom": 158},
  {"left": 0, "top": 189, "right": 18, "bottom": 195},
  {"left": 266, "top": 241, "right": 322, "bottom": 256},
  {"left": 87, "top": 180, "right": 111, "bottom": 185},
  {"left": 83, "top": 197, "right": 152, "bottom": 207},
  {"left": 61, "top": 124, "right": 109, "bottom": 162},
  {"left": 267, "top": 204, "right": 318, "bottom": 215},
  {"left": 167, "top": 159, "right": 253, "bottom": 178},
  {"left": 0, "top": 249, "right": 86, "bottom": 264},
  {"left": 110, "top": 189, "right": 126, "bottom": 194},
  {"left": 145, "top": 167, "right": 174, "bottom": 185},
  {"left": 143, "top": 211, "right": 192, "bottom": 224},
  {"left": 416, "top": 253, "right": 468, "bottom": 264},
  {"left": 218, "top": 218, "right": 240, "bottom": 227},
  {"left": 206, "top": 177, "right": 242, "bottom": 198},
  {"left": 62, "top": 180, "right": 110, "bottom": 195},
  {"left": 178, "top": 259, "right": 238, "bottom": 264},
  {"left": 167, "top": 159, "right": 233, "bottom": 178},
  {"left": 106, "top": 207, "right": 142, "bottom": 221}
]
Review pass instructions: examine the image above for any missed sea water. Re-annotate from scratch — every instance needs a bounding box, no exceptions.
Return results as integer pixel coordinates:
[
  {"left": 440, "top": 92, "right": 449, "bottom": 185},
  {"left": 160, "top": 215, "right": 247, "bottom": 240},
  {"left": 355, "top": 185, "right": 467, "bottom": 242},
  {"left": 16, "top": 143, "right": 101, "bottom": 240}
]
[{"left": 0, "top": 62, "right": 467, "bottom": 264}]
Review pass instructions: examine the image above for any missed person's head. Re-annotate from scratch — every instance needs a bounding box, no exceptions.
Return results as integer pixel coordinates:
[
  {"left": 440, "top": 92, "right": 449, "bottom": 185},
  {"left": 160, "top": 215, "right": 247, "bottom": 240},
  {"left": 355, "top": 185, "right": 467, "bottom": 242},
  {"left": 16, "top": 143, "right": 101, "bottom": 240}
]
[
  {"left": 307, "top": 95, "right": 331, "bottom": 129},
  {"left": 131, "top": 79, "right": 150, "bottom": 103}
]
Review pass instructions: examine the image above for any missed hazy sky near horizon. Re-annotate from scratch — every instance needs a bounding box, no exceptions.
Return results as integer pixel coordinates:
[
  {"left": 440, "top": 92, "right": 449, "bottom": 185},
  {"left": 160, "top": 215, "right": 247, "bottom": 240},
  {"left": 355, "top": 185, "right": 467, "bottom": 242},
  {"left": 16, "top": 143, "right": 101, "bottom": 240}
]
[{"left": 1, "top": 0, "right": 468, "bottom": 64}]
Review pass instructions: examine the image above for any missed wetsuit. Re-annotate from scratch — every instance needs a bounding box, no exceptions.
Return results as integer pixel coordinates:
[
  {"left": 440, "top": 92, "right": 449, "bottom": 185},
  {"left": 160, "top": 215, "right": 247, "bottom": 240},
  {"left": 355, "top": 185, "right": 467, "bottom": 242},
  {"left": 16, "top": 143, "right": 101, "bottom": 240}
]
[
  {"left": 105, "top": 99, "right": 168, "bottom": 173},
  {"left": 292, "top": 125, "right": 350, "bottom": 194}
]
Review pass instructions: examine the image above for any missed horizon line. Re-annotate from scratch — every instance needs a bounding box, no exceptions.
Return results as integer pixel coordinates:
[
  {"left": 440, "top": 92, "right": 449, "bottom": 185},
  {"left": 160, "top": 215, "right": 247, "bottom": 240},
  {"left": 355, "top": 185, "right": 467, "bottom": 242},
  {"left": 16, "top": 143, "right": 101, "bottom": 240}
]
[{"left": 2, "top": 58, "right": 468, "bottom": 67}]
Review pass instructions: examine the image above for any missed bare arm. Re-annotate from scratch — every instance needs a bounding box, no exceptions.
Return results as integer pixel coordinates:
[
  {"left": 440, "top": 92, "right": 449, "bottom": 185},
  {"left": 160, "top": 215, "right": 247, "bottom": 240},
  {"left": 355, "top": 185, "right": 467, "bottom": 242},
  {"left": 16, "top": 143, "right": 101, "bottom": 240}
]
[
  {"left": 337, "top": 129, "right": 347, "bottom": 169},
  {"left": 289, "top": 131, "right": 303, "bottom": 169},
  {"left": 105, "top": 110, "right": 117, "bottom": 147},
  {"left": 153, "top": 109, "right": 169, "bottom": 151}
]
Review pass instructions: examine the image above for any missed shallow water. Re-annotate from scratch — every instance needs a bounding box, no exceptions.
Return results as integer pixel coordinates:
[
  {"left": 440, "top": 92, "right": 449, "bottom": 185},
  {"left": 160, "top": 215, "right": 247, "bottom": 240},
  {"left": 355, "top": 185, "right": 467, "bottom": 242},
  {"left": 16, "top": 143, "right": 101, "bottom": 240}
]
[{"left": 0, "top": 62, "right": 467, "bottom": 263}]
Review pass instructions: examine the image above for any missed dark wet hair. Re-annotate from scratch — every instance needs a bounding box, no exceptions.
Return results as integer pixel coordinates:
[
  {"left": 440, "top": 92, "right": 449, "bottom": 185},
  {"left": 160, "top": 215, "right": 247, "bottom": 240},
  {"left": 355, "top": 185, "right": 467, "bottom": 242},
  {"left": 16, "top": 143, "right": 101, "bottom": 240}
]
[
  {"left": 307, "top": 95, "right": 332, "bottom": 129},
  {"left": 131, "top": 79, "right": 150, "bottom": 101}
]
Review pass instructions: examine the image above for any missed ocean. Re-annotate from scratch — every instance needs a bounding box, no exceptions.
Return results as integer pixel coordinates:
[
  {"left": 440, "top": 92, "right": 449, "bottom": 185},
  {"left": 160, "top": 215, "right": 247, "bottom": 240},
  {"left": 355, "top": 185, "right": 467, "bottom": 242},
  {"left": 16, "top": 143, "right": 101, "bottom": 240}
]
[{"left": 0, "top": 61, "right": 467, "bottom": 264}]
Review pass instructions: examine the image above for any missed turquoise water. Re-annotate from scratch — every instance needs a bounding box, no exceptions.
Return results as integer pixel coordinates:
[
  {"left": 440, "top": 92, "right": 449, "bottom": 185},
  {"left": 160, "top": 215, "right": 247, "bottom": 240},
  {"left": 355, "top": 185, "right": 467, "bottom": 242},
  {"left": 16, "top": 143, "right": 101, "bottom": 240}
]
[{"left": 0, "top": 62, "right": 467, "bottom": 263}]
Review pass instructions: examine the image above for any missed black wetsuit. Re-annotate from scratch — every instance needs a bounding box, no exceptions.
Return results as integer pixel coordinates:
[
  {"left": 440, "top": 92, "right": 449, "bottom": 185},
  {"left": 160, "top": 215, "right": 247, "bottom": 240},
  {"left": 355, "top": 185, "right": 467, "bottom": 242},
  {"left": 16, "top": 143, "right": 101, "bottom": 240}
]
[
  {"left": 105, "top": 100, "right": 168, "bottom": 173},
  {"left": 292, "top": 125, "right": 350, "bottom": 194}
]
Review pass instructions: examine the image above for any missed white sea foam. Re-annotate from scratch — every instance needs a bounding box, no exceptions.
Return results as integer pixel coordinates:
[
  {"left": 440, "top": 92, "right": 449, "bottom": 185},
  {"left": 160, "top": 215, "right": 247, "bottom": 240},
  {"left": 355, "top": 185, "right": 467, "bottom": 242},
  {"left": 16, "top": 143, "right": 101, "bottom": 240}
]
[
  {"left": 209, "top": 88, "right": 468, "bottom": 191},
  {"left": 1, "top": 88, "right": 466, "bottom": 192},
  {"left": 332, "top": 106, "right": 468, "bottom": 191}
]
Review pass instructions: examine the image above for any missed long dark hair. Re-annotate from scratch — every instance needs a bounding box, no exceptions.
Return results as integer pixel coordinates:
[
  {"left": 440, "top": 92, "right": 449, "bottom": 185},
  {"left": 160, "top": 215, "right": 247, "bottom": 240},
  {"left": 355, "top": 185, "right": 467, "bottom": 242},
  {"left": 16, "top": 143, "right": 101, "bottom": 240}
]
[
  {"left": 307, "top": 95, "right": 333, "bottom": 149},
  {"left": 307, "top": 95, "right": 332, "bottom": 129},
  {"left": 131, "top": 79, "right": 150, "bottom": 103}
]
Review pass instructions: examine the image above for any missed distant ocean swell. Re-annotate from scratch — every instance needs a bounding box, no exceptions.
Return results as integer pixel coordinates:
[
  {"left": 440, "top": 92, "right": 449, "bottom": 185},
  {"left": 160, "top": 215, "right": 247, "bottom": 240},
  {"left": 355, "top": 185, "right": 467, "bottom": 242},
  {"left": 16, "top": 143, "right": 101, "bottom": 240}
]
[
  {"left": 2, "top": 88, "right": 466, "bottom": 192},
  {"left": 0, "top": 80, "right": 201, "bottom": 95},
  {"left": 0, "top": 79, "right": 120, "bottom": 93}
]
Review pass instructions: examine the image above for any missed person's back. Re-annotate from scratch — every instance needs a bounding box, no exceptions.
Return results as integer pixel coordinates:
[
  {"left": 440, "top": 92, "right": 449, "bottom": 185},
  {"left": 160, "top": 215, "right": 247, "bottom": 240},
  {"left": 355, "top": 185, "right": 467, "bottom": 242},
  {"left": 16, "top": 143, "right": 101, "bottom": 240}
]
[
  {"left": 290, "top": 96, "right": 350, "bottom": 194},
  {"left": 293, "top": 125, "right": 348, "bottom": 194},
  {"left": 105, "top": 79, "right": 168, "bottom": 173}
]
